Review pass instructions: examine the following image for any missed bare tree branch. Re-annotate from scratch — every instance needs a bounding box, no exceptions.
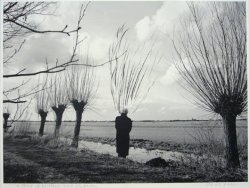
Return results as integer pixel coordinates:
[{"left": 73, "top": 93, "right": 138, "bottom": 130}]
[
  {"left": 3, "top": 2, "right": 90, "bottom": 104},
  {"left": 3, "top": 100, "right": 26, "bottom": 104},
  {"left": 109, "top": 26, "right": 161, "bottom": 114},
  {"left": 4, "top": 18, "right": 81, "bottom": 36},
  {"left": 4, "top": 39, "right": 25, "bottom": 64}
]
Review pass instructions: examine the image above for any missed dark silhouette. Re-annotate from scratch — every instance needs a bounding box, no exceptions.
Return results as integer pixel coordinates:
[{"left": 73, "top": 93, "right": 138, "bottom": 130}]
[
  {"left": 38, "top": 109, "right": 48, "bottom": 136},
  {"left": 3, "top": 113, "right": 10, "bottom": 132},
  {"left": 146, "top": 157, "right": 179, "bottom": 168},
  {"left": 115, "top": 109, "right": 132, "bottom": 158},
  {"left": 146, "top": 157, "right": 168, "bottom": 168}
]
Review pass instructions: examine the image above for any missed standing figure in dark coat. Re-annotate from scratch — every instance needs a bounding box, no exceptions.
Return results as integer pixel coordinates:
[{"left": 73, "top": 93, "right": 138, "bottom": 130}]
[{"left": 115, "top": 109, "right": 132, "bottom": 158}]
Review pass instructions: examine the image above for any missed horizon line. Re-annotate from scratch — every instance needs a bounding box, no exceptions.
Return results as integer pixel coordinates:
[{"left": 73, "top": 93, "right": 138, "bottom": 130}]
[{"left": 12, "top": 118, "right": 247, "bottom": 122}]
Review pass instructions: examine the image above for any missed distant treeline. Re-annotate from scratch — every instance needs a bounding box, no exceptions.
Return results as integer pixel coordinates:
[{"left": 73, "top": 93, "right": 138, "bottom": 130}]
[{"left": 13, "top": 118, "right": 247, "bottom": 123}]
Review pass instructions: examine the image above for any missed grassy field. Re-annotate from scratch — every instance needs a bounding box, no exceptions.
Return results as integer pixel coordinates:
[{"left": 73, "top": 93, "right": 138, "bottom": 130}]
[{"left": 3, "top": 134, "right": 247, "bottom": 183}]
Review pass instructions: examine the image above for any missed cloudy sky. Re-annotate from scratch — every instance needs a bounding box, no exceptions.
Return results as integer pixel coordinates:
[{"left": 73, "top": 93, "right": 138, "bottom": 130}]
[{"left": 3, "top": 1, "right": 231, "bottom": 121}]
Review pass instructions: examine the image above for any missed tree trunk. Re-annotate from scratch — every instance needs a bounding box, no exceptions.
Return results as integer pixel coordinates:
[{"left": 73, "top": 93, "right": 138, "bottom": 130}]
[
  {"left": 3, "top": 113, "right": 10, "bottom": 133},
  {"left": 52, "top": 105, "right": 66, "bottom": 138},
  {"left": 222, "top": 113, "right": 240, "bottom": 168},
  {"left": 54, "top": 112, "right": 63, "bottom": 137},
  {"left": 71, "top": 110, "right": 83, "bottom": 148},
  {"left": 38, "top": 111, "right": 47, "bottom": 136}
]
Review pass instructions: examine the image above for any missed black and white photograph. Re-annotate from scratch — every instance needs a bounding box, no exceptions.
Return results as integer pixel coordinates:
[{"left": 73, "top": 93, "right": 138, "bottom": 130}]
[{"left": 1, "top": 0, "right": 249, "bottom": 186}]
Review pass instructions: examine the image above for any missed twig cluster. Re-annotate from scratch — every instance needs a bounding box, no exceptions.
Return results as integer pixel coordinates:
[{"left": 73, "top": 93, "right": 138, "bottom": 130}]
[
  {"left": 109, "top": 26, "right": 161, "bottom": 114},
  {"left": 174, "top": 2, "right": 246, "bottom": 116}
]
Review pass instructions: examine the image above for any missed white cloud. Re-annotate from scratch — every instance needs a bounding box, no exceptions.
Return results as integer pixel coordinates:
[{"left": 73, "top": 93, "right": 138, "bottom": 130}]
[
  {"left": 135, "top": 16, "right": 154, "bottom": 41},
  {"left": 88, "top": 37, "right": 111, "bottom": 61},
  {"left": 160, "top": 64, "right": 180, "bottom": 86},
  {"left": 135, "top": 1, "right": 188, "bottom": 41}
]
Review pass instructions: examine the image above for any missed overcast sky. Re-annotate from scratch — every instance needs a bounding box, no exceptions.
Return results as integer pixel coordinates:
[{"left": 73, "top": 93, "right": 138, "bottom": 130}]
[{"left": 4, "top": 1, "right": 239, "bottom": 121}]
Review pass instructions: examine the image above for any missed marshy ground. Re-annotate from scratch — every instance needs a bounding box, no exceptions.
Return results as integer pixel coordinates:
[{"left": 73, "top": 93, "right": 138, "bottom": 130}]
[{"left": 3, "top": 134, "right": 247, "bottom": 183}]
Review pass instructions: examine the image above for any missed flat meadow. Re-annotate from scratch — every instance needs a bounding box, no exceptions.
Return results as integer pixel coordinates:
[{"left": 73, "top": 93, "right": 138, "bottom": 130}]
[
  {"left": 4, "top": 119, "right": 248, "bottom": 183},
  {"left": 12, "top": 119, "right": 247, "bottom": 144}
]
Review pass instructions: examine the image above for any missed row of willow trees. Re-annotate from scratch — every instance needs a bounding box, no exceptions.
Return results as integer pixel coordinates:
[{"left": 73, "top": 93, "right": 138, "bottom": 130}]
[
  {"left": 3, "top": 2, "right": 246, "bottom": 169},
  {"left": 36, "top": 61, "right": 97, "bottom": 148},
  {"left": 33, "top": 26, "right": 159, "bottom": 148}
]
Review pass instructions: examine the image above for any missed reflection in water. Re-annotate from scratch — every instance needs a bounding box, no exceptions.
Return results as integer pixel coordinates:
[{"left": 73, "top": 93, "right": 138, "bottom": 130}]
[
  {"left": 58, "top": 137, "right": 183, "bottom": 163},
  {"left": 77, "top": 140, "right": 184, "bottom": 163}
]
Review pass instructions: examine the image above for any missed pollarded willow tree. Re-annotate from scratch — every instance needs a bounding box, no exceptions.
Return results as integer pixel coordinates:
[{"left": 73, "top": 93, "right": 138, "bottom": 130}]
[
  {"left": 173, "top": 2, "right": 246, "bottom": 168},
  {"left": 35, "top": 77, "right": 50, "bottom": 136},
  {"left": 66, "top": 58, "right": 97, "bottom": 148},
  {"left": 49, "top": 73, "right": 68, "bottom": 137},
  {"left": 109, "top": 26, "right": 161, "bottom": 115}
]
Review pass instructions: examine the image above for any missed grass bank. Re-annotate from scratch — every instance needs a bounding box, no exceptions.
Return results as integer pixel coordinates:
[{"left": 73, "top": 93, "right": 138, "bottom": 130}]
[
  {"left": 80, "top": 136, "right": 247, "bottom": 170},
  {"left": 3, "top": 135, "right": 247, "bottom": 183}
]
